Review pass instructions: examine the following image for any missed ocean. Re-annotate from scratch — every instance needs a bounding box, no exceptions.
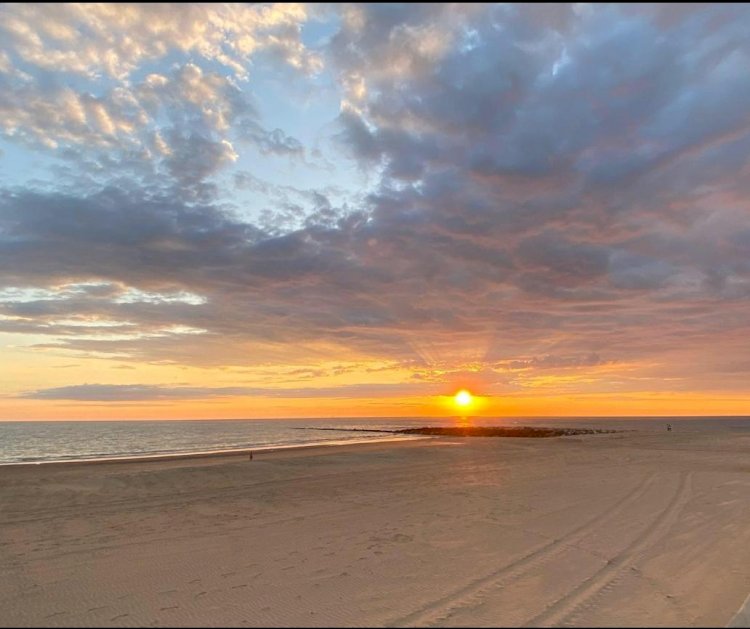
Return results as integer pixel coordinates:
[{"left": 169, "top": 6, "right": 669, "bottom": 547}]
[{"left": 1, "top": 416, "right": 749, "bottom": 465}]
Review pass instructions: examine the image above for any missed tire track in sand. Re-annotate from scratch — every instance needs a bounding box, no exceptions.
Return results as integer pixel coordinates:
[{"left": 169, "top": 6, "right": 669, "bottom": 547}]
[
  {"left": 523, "top": 471, "right": 693, "bottom": 628},
  {"left": 392, "top": 472, "right": 657, "bottom": 627}
]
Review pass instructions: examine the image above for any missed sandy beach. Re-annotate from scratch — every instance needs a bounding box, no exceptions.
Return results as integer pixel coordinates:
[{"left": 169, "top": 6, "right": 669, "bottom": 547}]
[{"left": 1, "top": 428, "right": 749, "bottom": 627}]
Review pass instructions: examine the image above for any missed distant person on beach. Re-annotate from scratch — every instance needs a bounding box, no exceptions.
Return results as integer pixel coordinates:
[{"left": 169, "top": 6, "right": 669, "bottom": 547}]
[{"left": 667, "top": 423, "right": 672, "bottom": 432}]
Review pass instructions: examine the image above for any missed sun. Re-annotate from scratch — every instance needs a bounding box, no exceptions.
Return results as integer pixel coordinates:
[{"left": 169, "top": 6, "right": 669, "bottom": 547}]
[{"left": 454, "top": 389, "right": 473, "bottom": 407}]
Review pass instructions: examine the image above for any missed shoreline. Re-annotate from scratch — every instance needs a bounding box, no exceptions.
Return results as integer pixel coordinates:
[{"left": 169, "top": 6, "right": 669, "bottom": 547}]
[
  {"left": 0, "top": 434, "right": 429, "bottom": 469},
  {"left": 0, "top": 424, "right": 626, "bottom": 468},
  {"left": 2, "top": 417, "right": 747, "bottom": 468},
  {"left": 301, "top": 425, "right": 623, "bottom": 437}
]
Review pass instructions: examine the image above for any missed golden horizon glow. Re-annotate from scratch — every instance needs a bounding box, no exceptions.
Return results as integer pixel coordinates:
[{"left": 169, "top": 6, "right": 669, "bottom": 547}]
[{"left": 3, "top": 387, "right": 750, "bottom": 420}]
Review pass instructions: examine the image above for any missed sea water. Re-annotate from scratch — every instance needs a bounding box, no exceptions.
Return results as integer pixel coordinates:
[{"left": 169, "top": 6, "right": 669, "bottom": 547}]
[{"left": 1, "top": 416, "right": 748, "bottom": 464}]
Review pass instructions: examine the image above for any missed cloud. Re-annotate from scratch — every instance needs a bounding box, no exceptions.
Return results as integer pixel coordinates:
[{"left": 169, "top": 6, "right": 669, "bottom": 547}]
[
  {"left": 238, "top": 123, "right": 306, "bottom": 158},
  {"left": 0, "top": 23, "right": 310, "bottom": 198},
  {"left": 2, "top": 4, "right": 750, "bottom": 399},
  {"left": 505, "top": 353, "right": 608, "bottom": 371},
  {"left": 0, "top": 3, "right": 320, "bottom": 80},
  {"left": 20, "top": 382, "right": 438, "bottom": 402}
]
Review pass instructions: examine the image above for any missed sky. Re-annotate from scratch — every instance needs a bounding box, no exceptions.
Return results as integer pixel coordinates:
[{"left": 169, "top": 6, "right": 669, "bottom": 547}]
[{"left": 1, "top": 3, "right": 750, "bottom": 420}]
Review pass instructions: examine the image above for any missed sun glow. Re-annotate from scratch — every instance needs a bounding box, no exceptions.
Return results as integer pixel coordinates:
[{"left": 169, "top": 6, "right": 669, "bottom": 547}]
[{"left": 454, "top": 389, "right": 473, "bottom": 407}]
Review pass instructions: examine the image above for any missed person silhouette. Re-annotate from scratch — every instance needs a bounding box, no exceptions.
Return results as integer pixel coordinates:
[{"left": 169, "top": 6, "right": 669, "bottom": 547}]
[{"left": 667, "top": 423, "right": 672, "bottom": 432}]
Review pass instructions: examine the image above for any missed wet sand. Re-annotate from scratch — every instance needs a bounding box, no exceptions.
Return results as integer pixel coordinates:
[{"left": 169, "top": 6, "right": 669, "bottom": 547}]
[{"left": 1, "top": 429, "right": 749, "bottom": 627}]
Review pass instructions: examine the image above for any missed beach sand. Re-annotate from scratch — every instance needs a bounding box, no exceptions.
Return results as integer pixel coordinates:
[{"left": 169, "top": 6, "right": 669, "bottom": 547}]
[{"left": 1, "top": 429, "right": 749, "bottom": 627}]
